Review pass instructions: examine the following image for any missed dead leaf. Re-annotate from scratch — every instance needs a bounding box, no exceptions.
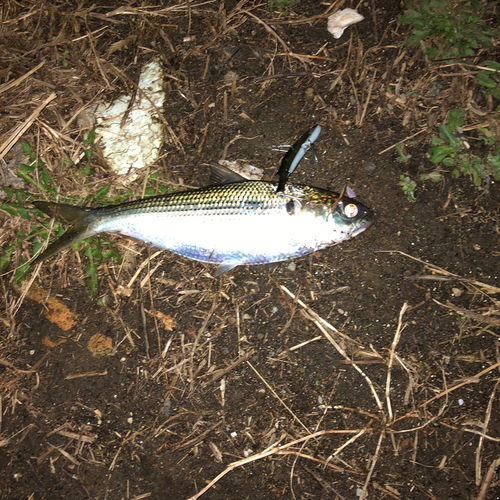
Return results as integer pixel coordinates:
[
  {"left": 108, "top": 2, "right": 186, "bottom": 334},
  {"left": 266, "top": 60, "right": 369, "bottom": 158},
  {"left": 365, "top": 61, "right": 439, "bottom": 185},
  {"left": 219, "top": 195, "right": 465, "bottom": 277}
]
[
  {"left": 148, "top": 310, "right": 176, "bottom": 331},
  {"left": 87, "top": 334, "right": 114, "bottom": 356},
  {"left": 42, "top": 336, "right": 67, "bottom": 348}
]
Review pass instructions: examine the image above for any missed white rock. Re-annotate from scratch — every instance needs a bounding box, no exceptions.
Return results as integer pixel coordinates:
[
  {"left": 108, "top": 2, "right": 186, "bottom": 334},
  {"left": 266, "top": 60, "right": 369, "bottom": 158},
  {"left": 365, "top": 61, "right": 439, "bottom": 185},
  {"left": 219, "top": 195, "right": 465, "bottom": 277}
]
[
  {"left": 327, "top": 8, "right": 364, "bottom": 39},
  {"left": 95, "top": 58, "right": 165, "bottom": 176}
]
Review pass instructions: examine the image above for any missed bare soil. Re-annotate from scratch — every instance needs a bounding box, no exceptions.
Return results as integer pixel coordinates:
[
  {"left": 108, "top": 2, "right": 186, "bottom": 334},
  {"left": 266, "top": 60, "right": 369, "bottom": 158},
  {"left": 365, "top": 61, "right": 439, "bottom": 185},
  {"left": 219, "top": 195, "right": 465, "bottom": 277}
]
[{"left": 1, "top": 1, "right": 499, "bottom": 500}]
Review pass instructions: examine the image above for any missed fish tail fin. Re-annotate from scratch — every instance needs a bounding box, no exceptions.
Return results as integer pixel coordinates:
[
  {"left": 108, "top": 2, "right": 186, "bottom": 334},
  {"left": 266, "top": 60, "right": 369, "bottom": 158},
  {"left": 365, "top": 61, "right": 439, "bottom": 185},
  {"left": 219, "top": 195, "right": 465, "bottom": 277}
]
[
  {"left": 33, "top": 201, "right": 97, "bottom": 263},
  {"left": 33, "top": 201, "right": 90, "bottom": 224}
]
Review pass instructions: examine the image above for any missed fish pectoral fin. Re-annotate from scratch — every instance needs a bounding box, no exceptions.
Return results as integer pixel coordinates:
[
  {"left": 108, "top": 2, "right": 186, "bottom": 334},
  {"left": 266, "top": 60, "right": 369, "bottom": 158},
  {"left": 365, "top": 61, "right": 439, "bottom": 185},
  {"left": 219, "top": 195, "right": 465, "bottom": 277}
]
[{"left": 215, "top": 262, "right": 239, "bottom": 276}]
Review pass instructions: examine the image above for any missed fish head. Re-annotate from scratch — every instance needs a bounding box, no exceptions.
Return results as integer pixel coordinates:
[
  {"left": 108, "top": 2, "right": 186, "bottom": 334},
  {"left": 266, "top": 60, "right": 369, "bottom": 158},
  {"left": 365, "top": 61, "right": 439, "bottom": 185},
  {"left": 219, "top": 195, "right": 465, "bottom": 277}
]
[{"left": 330, "top": 196, "right": 373, "bottom": 240}]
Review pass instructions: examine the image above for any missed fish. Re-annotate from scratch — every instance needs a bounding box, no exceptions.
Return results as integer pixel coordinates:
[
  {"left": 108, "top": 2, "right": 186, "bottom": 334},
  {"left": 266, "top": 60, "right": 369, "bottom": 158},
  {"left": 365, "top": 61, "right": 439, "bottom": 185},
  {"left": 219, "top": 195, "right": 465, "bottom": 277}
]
[{"left": 32, "top": 164, "right": 373, "bottom": 276}]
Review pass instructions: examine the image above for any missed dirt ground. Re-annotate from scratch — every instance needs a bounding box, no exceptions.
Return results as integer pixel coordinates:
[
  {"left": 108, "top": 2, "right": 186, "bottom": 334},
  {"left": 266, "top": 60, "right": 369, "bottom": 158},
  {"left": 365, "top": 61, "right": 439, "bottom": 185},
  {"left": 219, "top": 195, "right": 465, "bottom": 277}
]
[{"left": 1, "top": 1, "right": 500, "bottom": 499}]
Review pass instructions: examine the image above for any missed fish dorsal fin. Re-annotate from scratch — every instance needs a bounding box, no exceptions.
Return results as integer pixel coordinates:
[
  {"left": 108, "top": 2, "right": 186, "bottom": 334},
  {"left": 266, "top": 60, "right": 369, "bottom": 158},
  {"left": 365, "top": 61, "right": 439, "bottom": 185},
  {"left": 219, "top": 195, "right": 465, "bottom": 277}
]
[{"left": 209, "top": 164, "right": 247, "bottom": 185}]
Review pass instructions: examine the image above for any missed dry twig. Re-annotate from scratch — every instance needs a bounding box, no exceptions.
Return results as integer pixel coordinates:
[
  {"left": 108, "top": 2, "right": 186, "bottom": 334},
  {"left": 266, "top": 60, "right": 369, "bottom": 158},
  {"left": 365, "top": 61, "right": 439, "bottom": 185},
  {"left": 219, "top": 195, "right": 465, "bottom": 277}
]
[{"left": 187, "top": 429, "right": 365, "bottom": 500}]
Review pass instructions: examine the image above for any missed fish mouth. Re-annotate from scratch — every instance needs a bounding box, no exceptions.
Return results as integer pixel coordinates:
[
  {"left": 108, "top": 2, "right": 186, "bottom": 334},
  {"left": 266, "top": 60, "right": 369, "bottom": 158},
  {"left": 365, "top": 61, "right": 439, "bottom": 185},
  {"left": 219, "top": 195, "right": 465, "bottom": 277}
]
[{"left": 350, "top": 215, "right": 374, "bottom": 237}]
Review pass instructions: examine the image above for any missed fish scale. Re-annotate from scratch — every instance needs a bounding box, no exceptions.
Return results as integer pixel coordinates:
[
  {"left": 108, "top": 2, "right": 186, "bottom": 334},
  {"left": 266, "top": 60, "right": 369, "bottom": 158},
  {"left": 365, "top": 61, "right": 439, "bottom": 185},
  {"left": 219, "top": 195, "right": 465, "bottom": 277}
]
[{"left": 33, "top": 172, "right": 373, "bottom": 276}]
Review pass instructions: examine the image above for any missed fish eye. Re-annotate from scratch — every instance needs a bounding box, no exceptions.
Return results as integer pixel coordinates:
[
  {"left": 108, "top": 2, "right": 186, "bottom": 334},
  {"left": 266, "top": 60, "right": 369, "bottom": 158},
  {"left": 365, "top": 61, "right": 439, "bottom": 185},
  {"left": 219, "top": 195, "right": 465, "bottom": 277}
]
[{"left": 344, "top": 203, "right": 358, "bottom": 218}]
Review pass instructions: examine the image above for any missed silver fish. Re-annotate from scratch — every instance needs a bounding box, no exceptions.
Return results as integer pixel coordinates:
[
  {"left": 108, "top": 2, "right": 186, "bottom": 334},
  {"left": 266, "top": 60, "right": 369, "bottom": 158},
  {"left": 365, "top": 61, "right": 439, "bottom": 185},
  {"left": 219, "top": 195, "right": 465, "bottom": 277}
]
[{"left": 33, "top": 165, "right": 373, "bottom": 276}]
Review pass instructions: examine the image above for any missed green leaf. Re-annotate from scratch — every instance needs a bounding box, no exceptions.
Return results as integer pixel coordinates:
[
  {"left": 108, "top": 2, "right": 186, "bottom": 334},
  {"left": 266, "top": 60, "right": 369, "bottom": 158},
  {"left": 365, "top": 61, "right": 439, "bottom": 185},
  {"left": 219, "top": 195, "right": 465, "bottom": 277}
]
[
  {"left": 430, "top": 136, "right": 443, "bottom": 147},
  {"left": 487, "top": 154, "right": 500, "bottom": 181},
  {"left": 428, "top": 145, "right": 456, "bottom": 164},
  {"left": 448, "top": 108, "right": 465, "bottom": 131},
  {"left": 83, "top": 128, "right": 95, "bottom": 146},
  {"left": 421, "top": 171, "right": 442, "bottom": 182},
  {"left": 16, "top": 207, "right": 31, "bottom": 220},
  {"left": 475, "top": 72, "right": 496, "bottom": 88},
  {"left": 81, "top": 162, "right": 91, "bottom": 176},
  {"left": 21, "top": 141, "right": 34, "bottom": 159},
  {"left": 102, "top": 245, "right": 121, "bottom": 263},
  {"left": 84, "top": 245, "right": 99, "bottom": 298},
  {"left": 95, "top": 185, "right": 111, "bottom": 199},
  {"left": 19, "top": 163, "right": 36, "bottom": 175},
  {"left": 41, "top": 169, "right": 52, "bottom": 189},
  {"left": 399, "top": 9, "right": 422, "bottom": 25},
  {"left": 14, "top": 259, "right": 31, "bottom": 285},
  {"left": 439, "top": 124, "right": 461, "bottom": 148},
  {"left": 0, "top": 246, "right": 14, "bottom": 272},
  {"left": 408, "top": 30, "right": 432, "bottom": 46},
  {"left": 33, "top": 241, "right": 44, "bottom": 256},
  {"left": 399, "top": 175, "right": 417, "bottom": 202},
  {"left": 1, "top": 204, "right": 18, "bottom": 216},
  {"left": 472, "top": 158, "right": 486, "bottom": 184},
  {"left": 425, "top": 46, "right": 438, "bottom": 59},
  {"left": 2, "top": 187, "right": 14, "bottom": 199},
  {"left": 484, "top": 60, "right": 500, "bottom": 72}
]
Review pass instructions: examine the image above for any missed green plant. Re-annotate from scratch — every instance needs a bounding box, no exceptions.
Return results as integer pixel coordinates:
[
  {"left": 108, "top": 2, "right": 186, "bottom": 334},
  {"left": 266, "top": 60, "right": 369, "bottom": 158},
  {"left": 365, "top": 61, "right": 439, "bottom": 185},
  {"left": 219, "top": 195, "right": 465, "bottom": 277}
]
[
  {"left": 486, "top": 148, "right": 500, "bottom": 181},
  {"left": 420, "top": 170, "right": 442, "bottom": 182},
  {"left": 81, "top": 129, "right": 95, "bottom": 176},
  {"left": 399, "top": 0, "right": 498, "bottom": 61},
  {"left": 0, "top": 187, "right": 59, "bottom": 283},
  {"left": 267, "top": 0, "right": 296, "bottom": 16},
  {"left": 426, "top": 108, "right": 500, "bottom": 186},
  {"left": 61, "top": 49, "right": 70, "bottom": 67},
  {"left": 399, "top": 175, "right": 417, "bottom": 202},
  {"left": 17, "top": 141, "right": 57, "bottom": 196},
  {"left": 1, "top": 141, "right": 171, "bottom": 298},
  {"left": 395, "top": 143, "right": 412, "bottom": 163},
  {"left": 475, "top": 60, "right": 500, "bottom": 101}
]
